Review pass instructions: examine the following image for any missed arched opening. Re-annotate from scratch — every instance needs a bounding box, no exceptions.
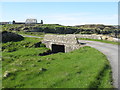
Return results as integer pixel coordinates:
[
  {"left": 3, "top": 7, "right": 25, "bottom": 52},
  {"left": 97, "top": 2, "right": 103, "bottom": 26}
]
[{"left": 52, "top": 44, "right": 65, "bottom": 53}]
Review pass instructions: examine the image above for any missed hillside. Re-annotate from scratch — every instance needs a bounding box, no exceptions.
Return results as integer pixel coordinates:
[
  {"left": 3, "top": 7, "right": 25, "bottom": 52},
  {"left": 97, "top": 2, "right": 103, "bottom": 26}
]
[{"left": 1, "top": 24, "right": 119, "bottom": 38}]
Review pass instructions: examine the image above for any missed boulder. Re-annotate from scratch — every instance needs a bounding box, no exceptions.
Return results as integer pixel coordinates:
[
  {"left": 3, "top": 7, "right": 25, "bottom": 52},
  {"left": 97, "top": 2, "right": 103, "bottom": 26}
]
[{"left": 3, "top": 71, "right": 11, "bottom": 78}]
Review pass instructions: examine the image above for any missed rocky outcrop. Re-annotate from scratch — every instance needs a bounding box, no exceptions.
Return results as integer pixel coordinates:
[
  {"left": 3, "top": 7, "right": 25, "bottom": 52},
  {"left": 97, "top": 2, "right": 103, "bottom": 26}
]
[{"left": 1, "top": 31, "right": 24, "bottom": 43}]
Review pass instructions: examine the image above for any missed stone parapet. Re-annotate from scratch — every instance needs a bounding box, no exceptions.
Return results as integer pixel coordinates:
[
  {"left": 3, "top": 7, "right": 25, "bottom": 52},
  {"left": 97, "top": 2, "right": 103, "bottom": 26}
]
[{"left": 42, "top": 34, "right": 80, "bottom": 53}]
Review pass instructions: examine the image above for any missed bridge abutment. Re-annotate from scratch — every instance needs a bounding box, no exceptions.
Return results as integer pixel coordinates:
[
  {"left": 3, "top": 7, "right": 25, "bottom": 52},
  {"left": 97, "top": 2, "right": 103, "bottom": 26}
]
[{"left": 42, "top": 34, "right": 80, "bottom": 53}]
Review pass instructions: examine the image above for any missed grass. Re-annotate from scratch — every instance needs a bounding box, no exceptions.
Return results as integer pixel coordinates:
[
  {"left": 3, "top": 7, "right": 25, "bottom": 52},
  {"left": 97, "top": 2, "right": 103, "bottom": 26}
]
[
  {"left": 79, "top": 38, "right": 120, "bottom": 45},
  {"left": 16, "top": 31, "right": 45, "bottom": 37},
  {"left": 2, "top": 37, "right": 113, "bottom": 88},
  {"left": 2, "top": 37, "right": 45, "bottom": 52}
]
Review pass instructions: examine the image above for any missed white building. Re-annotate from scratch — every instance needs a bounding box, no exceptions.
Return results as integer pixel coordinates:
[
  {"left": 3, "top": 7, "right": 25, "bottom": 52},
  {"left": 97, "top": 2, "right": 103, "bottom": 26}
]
[{"left": 25, "top": 19, "right": 37, "bottom": 24}]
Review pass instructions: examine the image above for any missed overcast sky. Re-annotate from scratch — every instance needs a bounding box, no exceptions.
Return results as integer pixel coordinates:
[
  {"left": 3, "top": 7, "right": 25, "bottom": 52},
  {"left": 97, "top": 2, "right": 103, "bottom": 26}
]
[{"left": 1, "top": 2, "right": 118, "bottom": 26}]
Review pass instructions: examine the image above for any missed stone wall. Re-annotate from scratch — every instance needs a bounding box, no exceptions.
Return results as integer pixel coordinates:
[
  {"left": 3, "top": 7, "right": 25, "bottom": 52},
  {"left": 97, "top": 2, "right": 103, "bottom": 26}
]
[
  {"left": 43, "top": 34, "right": 78, "bottom": 45},
  {"left": 74, "top": 34, "right": 102, "bottom": 40},
  {"left": 68, "top": 34, "right": 119, "bottom": 42},
  {"left": 42, "top": 34, "right": 119, "bottom": 53},
  {"left": 42, "top": 34, "right": 80, "bottom": 52}
]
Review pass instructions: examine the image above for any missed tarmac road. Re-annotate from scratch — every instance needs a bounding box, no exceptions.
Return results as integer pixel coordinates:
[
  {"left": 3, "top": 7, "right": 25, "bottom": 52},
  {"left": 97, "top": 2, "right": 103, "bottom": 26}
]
[
  {"left": 79, "top": 40, "right": 119, "bottom": 88},
  {"left": 20, "top": 34, "right": 43, "bottom": 38}
]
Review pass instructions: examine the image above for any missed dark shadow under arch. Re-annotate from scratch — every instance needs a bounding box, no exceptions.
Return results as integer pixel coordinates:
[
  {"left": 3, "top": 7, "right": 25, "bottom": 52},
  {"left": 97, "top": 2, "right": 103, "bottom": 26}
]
[{"left": 52, "top": 44, "right": 65, "bottom": 53}]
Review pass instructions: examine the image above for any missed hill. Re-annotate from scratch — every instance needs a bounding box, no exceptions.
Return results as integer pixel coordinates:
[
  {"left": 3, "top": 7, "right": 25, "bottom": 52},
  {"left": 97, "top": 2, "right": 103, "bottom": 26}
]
[{"left": 1, "top": 24, "right": 119, "bottom": 38}]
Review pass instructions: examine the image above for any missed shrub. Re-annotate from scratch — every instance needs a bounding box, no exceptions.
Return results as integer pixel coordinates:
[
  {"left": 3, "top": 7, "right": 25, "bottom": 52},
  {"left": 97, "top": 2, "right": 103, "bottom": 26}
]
[
  {"left": 40, "top": 43, "right": 46, "bottom": 47},
  {"left": 1, "top": 31, "right": 24, "bottom": 43}
]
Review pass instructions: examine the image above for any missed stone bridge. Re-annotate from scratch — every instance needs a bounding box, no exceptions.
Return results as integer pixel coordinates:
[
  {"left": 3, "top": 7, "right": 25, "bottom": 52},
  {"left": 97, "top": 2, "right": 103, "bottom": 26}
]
[{"left": 42, "top": 34, "right": 80, "bottom": 53}]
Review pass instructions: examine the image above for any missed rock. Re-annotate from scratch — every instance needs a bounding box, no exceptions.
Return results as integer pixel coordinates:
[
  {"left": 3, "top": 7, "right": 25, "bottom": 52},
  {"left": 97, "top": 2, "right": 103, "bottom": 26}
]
[
  {"left": 3, "top": 71, "right": 10, "bottom": 78},
  {"left": 113, "top": 38, "right": 120, "bottom": 42},
  {"left": 37, "top": 60, "right": 41, "bottom": 62},
  {"left": 39, "top": 68, "right": 47, "bottom": 71},
  {"left": 31, "top": 64, "right": 36, "bottom": 67}
]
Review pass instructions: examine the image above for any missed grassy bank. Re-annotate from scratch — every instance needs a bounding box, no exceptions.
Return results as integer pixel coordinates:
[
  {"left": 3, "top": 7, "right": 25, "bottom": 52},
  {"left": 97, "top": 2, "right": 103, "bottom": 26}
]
[
  {"left": 2, "top": 37, "right": 113, "bottom": 88},
  {"left": 14, "top": 31, "right": 45, "bottom": 37},
  {"left": 79, "top": 38, "right": 120, "bottom": 45}
]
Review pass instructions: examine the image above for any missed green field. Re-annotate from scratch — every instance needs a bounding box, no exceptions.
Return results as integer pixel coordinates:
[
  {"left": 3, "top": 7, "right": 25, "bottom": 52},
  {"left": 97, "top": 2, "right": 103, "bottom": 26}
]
[
  {"left": 16, "top": 31, "right": 45, "bottom": 37},
  {"left": 2, "top": 37, "right": 113, "bottom": 88}
]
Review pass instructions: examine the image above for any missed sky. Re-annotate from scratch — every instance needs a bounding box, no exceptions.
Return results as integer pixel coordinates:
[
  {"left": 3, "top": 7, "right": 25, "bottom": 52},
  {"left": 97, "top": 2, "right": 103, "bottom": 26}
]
[{"left": 1, "top": 2, "right": 118, "bottom": 26}]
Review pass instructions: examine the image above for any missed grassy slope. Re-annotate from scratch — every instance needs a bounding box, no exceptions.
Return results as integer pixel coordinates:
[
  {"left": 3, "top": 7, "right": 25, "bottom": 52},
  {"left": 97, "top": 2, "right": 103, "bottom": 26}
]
[
  {"left": 79, "top": 38, "right": 120, "bottom": 45},
  {"left": 17, "top": 32, "right": 45, "bottom": 37},
  {"left": 2, "top": 37, "right": 113, "bottom": 88}
]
